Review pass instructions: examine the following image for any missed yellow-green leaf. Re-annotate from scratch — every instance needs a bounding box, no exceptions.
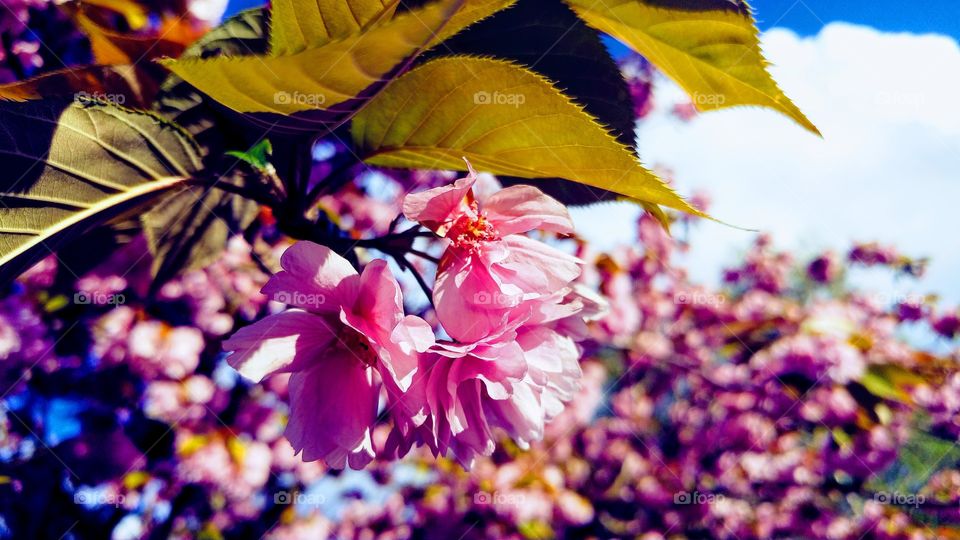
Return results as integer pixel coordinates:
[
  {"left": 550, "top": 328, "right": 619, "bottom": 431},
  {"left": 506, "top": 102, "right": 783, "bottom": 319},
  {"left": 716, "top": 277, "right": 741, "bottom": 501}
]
[
  {"left": 352, "top": 56, "right": 704, "bottom": 215},
  {"left": 80, "top": 0, "right": 149, "bottom": 30},
  {"left": 0, "top": 64, "right": 162, "bottom": 108},
  {"left": 61, "top": 2, "right": 200, "bottom": 65},
  {"left": 564, "top": 0, "right": 819, "bottom": 135},
  {"left": 0, "top": 100, "right": 202, "bottom": 284},
  {"left": 160, "top": 0, "right": 515, "bottom": 116},
  {"left": 860, "top": 364, "right": 926, "bottom": 404},
  {"left": 269, "top": 0, "right": 399, "bottom": 55}
]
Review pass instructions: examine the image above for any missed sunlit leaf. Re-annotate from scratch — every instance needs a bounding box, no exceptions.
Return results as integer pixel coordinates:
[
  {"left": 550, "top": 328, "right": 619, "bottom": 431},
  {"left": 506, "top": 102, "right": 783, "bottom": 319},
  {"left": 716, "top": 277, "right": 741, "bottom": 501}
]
[
  {"left": 62, "top": 2, "right": 202, "bottom": 65},
  {"left": 153, "top": 8, "right": 270, "bottom": 153},
  {"left": 270, "top": 0, "right": 399, "bottom": 55},
  {"left": 80, "top": 0, "right": 149, "bottom": 29},
  {"left": 0, "top": 100, "right": 202, "bottom": 285},
  {"left": 0, "top": 64, "right": 162, "bottom": 108},
  {"left": 226, "top": 139, "right": 273, "bottom": 172},
  {"left": 861, "top": 364, "right": 927, "bottom": 404},
  {"left": 564, "top": 0, "right": 819, "bottom": 134},
  {"left": 422, "top": 0, "right": 636, "bottom": 205},
  {"left": 352, "top": 56, "right": 704, "bottom": 215},
  {"left": 159, "top": 0, "right": 516, "bottom": 116}
]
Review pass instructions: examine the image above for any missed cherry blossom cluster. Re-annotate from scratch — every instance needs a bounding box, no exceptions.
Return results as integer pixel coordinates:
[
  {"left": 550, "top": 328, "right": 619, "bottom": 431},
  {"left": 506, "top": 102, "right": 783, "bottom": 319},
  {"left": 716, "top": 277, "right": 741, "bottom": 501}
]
[{"left": 223, "top": 160, "right": 588, "bottom": 469}]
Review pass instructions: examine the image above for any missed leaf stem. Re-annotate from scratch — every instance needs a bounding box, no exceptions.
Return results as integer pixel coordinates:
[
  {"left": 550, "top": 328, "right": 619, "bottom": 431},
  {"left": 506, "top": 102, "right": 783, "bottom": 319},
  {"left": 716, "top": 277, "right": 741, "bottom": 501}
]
[{"left": 198, "top": 177, "right": 280, "bottom": 208}]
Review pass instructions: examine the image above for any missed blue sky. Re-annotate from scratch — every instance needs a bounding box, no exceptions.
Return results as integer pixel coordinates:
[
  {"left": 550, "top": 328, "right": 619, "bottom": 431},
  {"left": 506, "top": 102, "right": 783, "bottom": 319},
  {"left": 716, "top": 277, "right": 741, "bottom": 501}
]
[
  {"left": 751, "top": 0, "right": 960, "bottom": 39},
  {"left": 574, "top": 13, "right": 960, "bottom": 322}
]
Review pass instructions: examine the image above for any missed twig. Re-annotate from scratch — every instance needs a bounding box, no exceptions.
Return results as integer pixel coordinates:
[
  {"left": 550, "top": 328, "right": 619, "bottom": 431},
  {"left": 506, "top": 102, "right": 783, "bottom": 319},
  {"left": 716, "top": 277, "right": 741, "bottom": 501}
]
[
  {"left": 407, "top": 248, "right": 440, "bottom": 264},
  {"left": 401, "top": 255, "right": 434, "bottom": 307}
]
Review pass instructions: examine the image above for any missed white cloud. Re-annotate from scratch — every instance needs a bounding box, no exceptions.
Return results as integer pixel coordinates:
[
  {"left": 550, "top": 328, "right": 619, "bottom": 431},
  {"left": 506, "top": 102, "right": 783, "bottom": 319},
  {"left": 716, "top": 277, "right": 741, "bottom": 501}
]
[{"left": 573, "top": 23, "right": 960, "bottom": 303}]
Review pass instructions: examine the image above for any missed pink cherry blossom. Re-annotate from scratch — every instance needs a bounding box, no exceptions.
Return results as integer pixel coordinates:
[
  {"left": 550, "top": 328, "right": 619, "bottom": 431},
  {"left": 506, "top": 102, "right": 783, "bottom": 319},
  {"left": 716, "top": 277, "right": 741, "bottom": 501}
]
[
  {"left": 386, "top": 297, "right": 583, "bottom": 467},
  {"left": 222, "top": 241, "right": 433, "bottom": 469},
  {"left": 403, "top": 159, "right": 582, "bottom": 342}
]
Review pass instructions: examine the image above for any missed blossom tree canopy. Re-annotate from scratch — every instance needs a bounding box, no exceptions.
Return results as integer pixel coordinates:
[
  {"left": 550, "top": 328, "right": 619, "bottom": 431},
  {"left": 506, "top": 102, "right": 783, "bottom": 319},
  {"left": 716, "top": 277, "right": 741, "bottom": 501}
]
[{"left": 0, "top": 0, "right": 958, "bottom": 538}]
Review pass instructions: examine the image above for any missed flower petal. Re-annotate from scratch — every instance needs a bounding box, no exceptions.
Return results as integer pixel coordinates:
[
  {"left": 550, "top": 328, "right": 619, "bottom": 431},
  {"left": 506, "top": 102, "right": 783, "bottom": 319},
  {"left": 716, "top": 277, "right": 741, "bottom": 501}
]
[
  {"left": 484, "top": 379, "right": 544, "bottom": 446},
  {"left": 222, "top": 309, "right": 335, "bottom": 382},
  {"left": 518, "top": 326, "right": 582, "bottom": 395},
  {"left": 261, "top": 242, "right": 360, "bottom": 313},
  {"left": 447, "top": 340, "right": 526, "bottom": 400},
  {"left": 382, "top": 315, "right": 435, "bottom": 391},
  {"left": 483, "top": 185, "right": 574, "bottom": 236},
  {"left": 402, "top": 165, "right": 477, "bottom": 235},
  {"left": 284, "top": 354, "right": 378, "bottom": 469},
  {"left": 434, "top": 252, "right": 513, "bottom": 342},
  {"left": 499, "top": 235, "right": 582, "bottom": 293},
  {"left": 391, "top": 315, "right": 436, "bottom": 354},
  {"left": 350, "top": 259, "right": 404, "bottom": 336}
]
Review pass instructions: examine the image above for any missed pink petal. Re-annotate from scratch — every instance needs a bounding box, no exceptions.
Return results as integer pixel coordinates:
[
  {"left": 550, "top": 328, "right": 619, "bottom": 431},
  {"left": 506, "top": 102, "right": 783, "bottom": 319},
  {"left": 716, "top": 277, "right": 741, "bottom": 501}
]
[
  {"left": 349, "top": 259, "right": 403, "bottom": 336},
  {"left": 484, "top": 380, "right": 544, "bottom": 446},
  {"left": 517, "top": 326, "right": 581, "bottom": 391},
  {"left": 518, "top": 326, "right": 581, "bottom": 422},
  {"left": 261, "top": 242, "right": 360, "bottom": 314},
  {"left": 447, "top": 340, "right": 526, "bottom": 400},
  {"left": 284, "top": 353, "right": 378, "bottom": 469},
  {"left": 402, "top": 165, "right": 477, "bottom": 234},
  {"left": 391, "top": 315, "right": 435, "bottom": 355},
  {"left": 222, "top": 310, "right": 335, "bottom": 382},
  {"left": 434, "top": 252, "right": 512, "bottom": 342},
  {"left": 447, "top": 382, "right": 496, "bottom": 464},
  {"left": 383, "top": 315, "right": 435, "bottom": 391},
  {"left": 499, "top": 235, "right": 582, "bottom": 293},
  {"left": 483, "top": 185, "right": 574, "bottom": 236}
]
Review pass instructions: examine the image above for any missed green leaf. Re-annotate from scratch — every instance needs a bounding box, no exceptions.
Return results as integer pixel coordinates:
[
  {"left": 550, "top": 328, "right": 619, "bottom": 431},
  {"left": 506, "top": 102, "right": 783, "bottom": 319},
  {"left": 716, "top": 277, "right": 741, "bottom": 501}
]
[
  {"left": 860, "top": 364, "right": 926, "bottom": 404},
  {"left": 142, "top": 180, "right": 259, "bottom": 287},
  {"left": 564, "top": 0, "right": 819, "bottom": 135},
  {"left": 153, "top": 8, "right": 271, "bottom": 153},
  {"left": 60, "top": 1, "right": 200, "bottom": 65},
  {"left": 148, "top": 11, "right": 278, "bottom": 285},
  {"left": 870, "top": 427, "right": 960, "bottom": 496},
  {"left": 0, "top": 100, "right": 202, "bottom": 285},
  {"left": 352, "top": 56, "right": 704, "bottom": 215},
  {"left": 0, "top": 64, "right": 163, "bottom": 108},
  {"left": 226, "top": 139, "right": 273, "bottom": 172},
  {"left": 421, "top": 0, "right": 637, "bottom": 205},
  {"left": 159, "top": 0, "right": 516, "bottom": 117},
  {"left": 270, "top": 0, "right": 399, "bottom": 55}
]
